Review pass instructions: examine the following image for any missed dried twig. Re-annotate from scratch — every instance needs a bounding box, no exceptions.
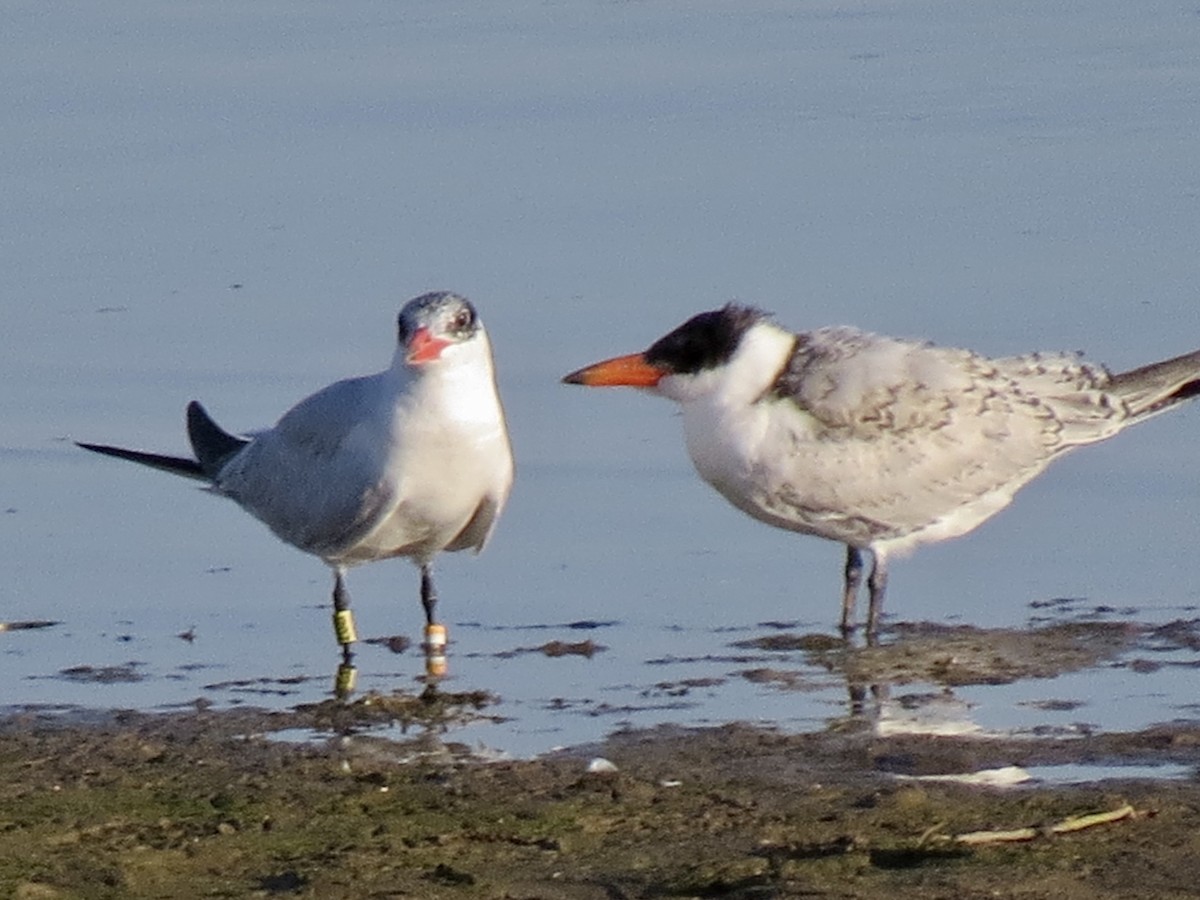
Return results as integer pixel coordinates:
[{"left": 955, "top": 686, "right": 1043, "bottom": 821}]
[{"left": 951, "top": 804, "right": 1140, "bottom": 846}]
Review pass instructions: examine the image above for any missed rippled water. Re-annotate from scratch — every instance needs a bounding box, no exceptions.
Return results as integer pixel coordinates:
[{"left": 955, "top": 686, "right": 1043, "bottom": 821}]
[{"left": 3, "top": 0, "right": 1199, "bottom": 758}]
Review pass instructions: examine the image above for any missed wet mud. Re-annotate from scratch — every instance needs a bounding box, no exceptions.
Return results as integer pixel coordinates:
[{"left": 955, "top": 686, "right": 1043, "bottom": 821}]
[
  {"left": 3, "top": 704, "right": 1200, "bottom": 899},
  {"left": 4, "top": 618, "right": 1200, "bottom": 898}
]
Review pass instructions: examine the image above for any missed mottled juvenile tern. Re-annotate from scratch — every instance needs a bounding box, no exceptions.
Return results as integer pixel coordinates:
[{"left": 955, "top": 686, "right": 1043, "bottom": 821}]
[{"left": 564, "top": 304, "right": 1200, "bottom": 635}]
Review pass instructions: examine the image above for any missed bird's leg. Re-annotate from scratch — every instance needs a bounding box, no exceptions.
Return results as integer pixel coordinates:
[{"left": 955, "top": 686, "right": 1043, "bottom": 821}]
[
  {"left": 865, "top": 550, "right": 888, "bottom": 645},
  {"left": 332, "top": 569, "right": 357, "bottom": 652},
  {"left": 420, "top": 563, "right": 448, "bottom": 675},
  {"left": 841, "top": 546, "right": 864, "bottom": 634},
  {"left": 420, "top": 563, "right": 438, "bottom": 625},
  {"left": 331, "top": 568, "right": 357, "bottom": 697}
]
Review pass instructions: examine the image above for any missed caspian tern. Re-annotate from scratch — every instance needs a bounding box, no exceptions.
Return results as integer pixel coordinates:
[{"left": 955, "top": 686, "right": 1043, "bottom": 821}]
[
  {"left": 563, "top": 304, "right": 1200, "bottom": 635},
  {"left": 78, "top": 291, "right": 514, "bottom": 659}
]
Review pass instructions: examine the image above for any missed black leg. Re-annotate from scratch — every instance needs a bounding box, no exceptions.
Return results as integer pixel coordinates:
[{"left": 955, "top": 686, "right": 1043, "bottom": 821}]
[
  {"left": 865, "top": 550, "right": 888, "bottom": 642},
  {"left": 331, "top": 569, "right": 357, "bottom": 683},
  {"left": 420, "top": 563, "right": 438, "bottom": 626},
  {"left": 841, "top": 546, "right": 864, "bottom": 633},
  {"left": 333, "top": 569, "right": 350, "bottom": 614},
  {"left": 419, "top": 563, "right": 449, "bottom": 676}
]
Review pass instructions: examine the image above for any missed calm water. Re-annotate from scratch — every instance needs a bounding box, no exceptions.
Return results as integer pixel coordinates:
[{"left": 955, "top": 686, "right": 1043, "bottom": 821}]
[{"left": 3, "top": 0, "right": 1199, "bottom": 758}]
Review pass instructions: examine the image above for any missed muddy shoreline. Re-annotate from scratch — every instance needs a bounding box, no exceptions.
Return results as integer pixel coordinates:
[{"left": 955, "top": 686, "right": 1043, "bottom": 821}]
[{"left": 3, "top": 691, "right": 1200, "bottom": 899}]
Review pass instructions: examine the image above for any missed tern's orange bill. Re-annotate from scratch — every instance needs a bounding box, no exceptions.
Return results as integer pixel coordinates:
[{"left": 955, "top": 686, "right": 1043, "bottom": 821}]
[{"left": 562, "top": 353, "right": 666, "bottom": 387}]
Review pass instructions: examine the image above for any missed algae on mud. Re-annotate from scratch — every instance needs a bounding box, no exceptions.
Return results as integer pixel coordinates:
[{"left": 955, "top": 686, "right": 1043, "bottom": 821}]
[{"left": 3, "top": 704, "right": 1200, "bottom": 899}]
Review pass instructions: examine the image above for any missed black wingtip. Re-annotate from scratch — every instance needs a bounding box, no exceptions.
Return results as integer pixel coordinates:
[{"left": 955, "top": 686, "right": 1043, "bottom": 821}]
[
  {"left": 76, "top": 440, "right": 207, "bottom": 480},
  {"left": 186, "top": 401, "right": 249, "bottom": 478}
]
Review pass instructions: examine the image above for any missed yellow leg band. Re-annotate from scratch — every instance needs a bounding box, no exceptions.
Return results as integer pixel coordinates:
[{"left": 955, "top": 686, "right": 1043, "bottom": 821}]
[
  {"left": 334, "top": 662, "right": 358, "bottom": 698},
  {"left": 333, "top": 609, "right": 358, "bottom": 646}
]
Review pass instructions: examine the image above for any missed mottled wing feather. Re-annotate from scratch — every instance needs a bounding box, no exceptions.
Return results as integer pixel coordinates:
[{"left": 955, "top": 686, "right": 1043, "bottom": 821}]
[{"left": 758, "top": 329, "right": 1125, "bottom": 540}]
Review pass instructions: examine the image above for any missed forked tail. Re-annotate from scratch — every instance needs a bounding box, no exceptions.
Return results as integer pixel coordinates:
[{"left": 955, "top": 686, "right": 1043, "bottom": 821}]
[
  {"left": 76, "top": 400, "right": 249, "bottom": 481},
  {"left": 186, "top": 401, "right": 248, "bottom": 478},
  {"left": 75, "top": 441, "right": 207, "bottom": 480},
  {"left": 1110, "top": 347, "right": 1200, "bottom": 422}
]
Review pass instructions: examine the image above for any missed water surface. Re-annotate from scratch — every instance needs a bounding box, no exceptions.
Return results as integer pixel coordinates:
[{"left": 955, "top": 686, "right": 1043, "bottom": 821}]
[{"left": 3, "top": 0, "right": 1199, "bottom": 758}]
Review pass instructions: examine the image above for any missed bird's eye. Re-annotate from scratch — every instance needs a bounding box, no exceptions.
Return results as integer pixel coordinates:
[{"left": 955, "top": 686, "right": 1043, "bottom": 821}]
[{"left": 452, "top": 308, "right": 474, "bottom": 332}]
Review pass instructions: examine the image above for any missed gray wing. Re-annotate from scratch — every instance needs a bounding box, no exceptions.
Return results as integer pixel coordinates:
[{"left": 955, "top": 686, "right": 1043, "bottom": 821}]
[
  {"left": 213, "top": 375, "right": 399, "bottom": 558},
  {"left": 757, "top": 329, "right": 1124, "bottom": 540},
  {"left": 444, "top": 494, "right": 505, "bottom": 554}
]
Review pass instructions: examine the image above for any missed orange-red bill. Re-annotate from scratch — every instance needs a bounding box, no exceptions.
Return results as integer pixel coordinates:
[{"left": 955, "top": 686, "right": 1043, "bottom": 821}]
[
  {"left": 562, "top": 353, "right": 666, "bottom": 387},
  {"left": 406, "top": 326, "right": 451, "bottom": 365}
]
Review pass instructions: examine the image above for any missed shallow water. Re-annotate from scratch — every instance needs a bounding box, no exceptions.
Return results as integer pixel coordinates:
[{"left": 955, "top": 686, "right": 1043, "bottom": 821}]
[{"left": 3, "top": 0, "right": 1199, "bottom": 759}]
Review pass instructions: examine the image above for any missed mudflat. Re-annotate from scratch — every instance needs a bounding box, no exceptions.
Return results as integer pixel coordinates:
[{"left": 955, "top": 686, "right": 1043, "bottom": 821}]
[{"left": 3, "top": 688, "right": 1199, "bottom": 900}]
